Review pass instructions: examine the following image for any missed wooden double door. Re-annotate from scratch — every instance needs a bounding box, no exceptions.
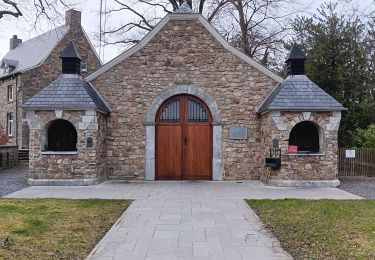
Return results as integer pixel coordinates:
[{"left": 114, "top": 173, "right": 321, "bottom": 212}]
[{"left": 156, "top": 95, "right": 212, "bottom": 180}]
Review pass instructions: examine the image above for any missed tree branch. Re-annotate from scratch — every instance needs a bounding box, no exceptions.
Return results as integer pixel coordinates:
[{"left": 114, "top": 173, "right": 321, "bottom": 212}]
[{"left": 0, "top": 0, "right": 22, "bottom": 19}]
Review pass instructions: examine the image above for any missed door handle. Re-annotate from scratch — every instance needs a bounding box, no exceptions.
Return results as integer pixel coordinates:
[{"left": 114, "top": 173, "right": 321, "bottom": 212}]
[{"left": 185, "top": 137, "right": 188, "bottom": 145}]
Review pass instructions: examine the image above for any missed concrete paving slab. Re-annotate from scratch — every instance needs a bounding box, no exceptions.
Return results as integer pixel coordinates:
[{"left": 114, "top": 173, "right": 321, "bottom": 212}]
[
  {"left": 5, "top": 180, "right": 361, "bottom": 200},
  {"left": 5, "top": 180, "right": 361, "bottom": 260}
]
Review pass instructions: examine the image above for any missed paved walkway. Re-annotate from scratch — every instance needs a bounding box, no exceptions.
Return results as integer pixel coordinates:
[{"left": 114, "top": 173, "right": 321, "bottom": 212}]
[{"left": 6, "top": 181, "right": 361, "bottom": 260}]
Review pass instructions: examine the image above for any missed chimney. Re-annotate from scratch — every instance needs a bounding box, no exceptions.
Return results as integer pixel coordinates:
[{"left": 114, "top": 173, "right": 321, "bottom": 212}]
[
  {"left": 65, "top": 9, "right": 81, "bottom": 27},
  {"left": 285, "top": 43, "right": 307, "bottom": 75},
  {"left": 60, "top": 41, "right": 82, "bottom": 75},
  {"left": 9, "top": 35, "right": 22, "bottom": 50}
]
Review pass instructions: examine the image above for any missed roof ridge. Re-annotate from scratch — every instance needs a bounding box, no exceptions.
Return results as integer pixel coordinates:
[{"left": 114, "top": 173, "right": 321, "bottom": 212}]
[{"left": 9, "top": 25, "right": 68, "bottom": 49}]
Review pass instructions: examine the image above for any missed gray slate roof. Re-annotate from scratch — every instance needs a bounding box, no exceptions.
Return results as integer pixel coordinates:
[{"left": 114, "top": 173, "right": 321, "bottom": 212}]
[
  {"left": 0, "top": 25, "right": 69, "bottom": 79},
  {"left": 60, "top": 41, "right": 81, "bottom": 59},
  {"left": 257, "top": 75, "right": 346, "bottom": 113},
  {"left": 22, "top": 74, "right": 111, "bottom": 113},
  {"left": 285, "top": 43, "right": 307, "bottom": 62}
]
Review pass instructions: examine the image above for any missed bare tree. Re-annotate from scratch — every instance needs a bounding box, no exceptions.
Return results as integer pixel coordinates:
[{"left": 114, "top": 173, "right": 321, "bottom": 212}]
[
  {"left": 101, "top": 0, "right": 230, "bottom": 46},
  {"left": 0, "top": 0, "right": 76, "bottom": 26},
  {"left": 100, "top": 0, "right": 300, "bottom": 70},
  {"left": 0, "top": 0, "right": 22, "bottom": 19},
  {"left": 222, "top": 0, "right": 298, "bottom": 69}
]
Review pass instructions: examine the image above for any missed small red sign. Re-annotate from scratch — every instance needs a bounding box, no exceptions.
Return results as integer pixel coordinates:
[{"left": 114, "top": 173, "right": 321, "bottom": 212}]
[{"left": 288, "top": 145, "right": 298, "bottom": 154}]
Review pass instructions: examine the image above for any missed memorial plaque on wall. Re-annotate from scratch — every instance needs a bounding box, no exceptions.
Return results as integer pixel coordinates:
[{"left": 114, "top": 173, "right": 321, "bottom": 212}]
[{"left": 229, "top": 127, "right": 248, "bottom": 140}]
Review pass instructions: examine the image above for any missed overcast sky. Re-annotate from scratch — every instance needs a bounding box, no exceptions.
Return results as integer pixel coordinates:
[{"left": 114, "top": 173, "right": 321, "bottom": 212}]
[{"left": 0, "top": 0, "right": 373, "bottom": 63}]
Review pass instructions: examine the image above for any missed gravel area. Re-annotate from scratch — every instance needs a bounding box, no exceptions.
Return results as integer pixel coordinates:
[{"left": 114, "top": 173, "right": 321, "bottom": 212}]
[
  {"left": 0, "top": 163, "right": 29, "bottom": 197},
  {"left": 339, "top": 179, "right": 375, "bottom": 199}
]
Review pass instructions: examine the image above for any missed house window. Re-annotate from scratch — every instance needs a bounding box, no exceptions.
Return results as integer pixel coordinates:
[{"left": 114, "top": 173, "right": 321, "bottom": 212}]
[
  {"left": 7, "top": 85, "right": 13, "bottom": 101},
  {"left": 80, "top": 58, "right": 87, "bottom": 72},
  {"left": 46, "top": 119, "right": 77, "bottom": 151},
  {"left": 6, "top": 112, "right": 13, "bottom": 136},
  {"left": 289, "top": 121, "right": 320, "bottom": 154}
]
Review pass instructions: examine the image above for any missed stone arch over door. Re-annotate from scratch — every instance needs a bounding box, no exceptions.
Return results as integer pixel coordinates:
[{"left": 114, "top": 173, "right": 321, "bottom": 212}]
[{"left": 145, "top": 84, "right": 222, "bottom": 180}]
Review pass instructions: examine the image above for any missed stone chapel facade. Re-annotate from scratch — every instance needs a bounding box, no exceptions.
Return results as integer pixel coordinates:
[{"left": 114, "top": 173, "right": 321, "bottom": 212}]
[{"left": 23, "top": 3, "right": 345, "bottom": 187}]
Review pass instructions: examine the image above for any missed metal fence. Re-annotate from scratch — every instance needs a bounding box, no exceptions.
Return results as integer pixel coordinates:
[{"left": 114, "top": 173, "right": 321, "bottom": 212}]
[{"left": 338, "top": 148, "right": 375, "bottom": 177}]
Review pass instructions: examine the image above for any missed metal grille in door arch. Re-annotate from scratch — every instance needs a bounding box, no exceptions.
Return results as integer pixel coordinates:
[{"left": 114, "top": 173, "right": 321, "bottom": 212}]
[
  {"left": 188, "top": 98, "right": 208, "bottom": 122},
  {"left": 159, "top": 99, "right": 180, "bottom": 122}
]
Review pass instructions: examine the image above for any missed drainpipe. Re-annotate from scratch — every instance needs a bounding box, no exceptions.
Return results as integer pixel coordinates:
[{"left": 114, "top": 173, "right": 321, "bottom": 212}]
[{"left": 15, "top": 75, "right": 18, "bottom": 148}]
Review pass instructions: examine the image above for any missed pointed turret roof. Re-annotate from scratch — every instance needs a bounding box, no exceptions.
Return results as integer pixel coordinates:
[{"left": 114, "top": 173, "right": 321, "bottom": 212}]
[
  {"left": 60, "top": 41, "right": 81, "bottom": 60},
  {"left": 285, "top": 43, "right": 307, "bottom": 62}
]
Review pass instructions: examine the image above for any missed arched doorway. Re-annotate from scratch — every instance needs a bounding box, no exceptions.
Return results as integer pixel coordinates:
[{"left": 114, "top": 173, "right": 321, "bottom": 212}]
[
  {"left": 156, "top": 94, "right": 212, "bottom": 180},
  {"left": 46, "top": 119, "right": 78, "bottom": 151},
  {"left": 289, "top": 121, "right": 320, "bottom": 153}
]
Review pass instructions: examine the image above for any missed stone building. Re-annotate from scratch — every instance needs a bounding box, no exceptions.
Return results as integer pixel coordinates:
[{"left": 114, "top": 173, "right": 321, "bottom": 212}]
[
  {"left": 0, "top": 9, "right": 101, "bottom": 151},
  {"left": 24, "top": 3, "right": 345, "bottom": 186}
]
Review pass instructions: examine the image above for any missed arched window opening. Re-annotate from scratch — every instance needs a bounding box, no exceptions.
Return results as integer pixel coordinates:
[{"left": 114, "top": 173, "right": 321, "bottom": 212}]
[
  {"left": 289, "top": 121, "right": 320, "bottom": 154},
  {"left": 47, "top": 120, "right": 77, "bottom": 151}
]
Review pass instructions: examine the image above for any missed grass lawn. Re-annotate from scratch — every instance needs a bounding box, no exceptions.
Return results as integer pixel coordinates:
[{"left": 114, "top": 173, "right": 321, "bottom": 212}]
[
  {"left": 0, "top": 199, "right": 131, "bottom": 259},
  {"left": 246, "top": 199, "right": 375, "bottom": 260}
]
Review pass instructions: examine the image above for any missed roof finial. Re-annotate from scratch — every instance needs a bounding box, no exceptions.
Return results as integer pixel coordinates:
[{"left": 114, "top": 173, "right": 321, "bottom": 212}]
[{"left": 174, "top": 1, "right": 193, "bottom": 13}]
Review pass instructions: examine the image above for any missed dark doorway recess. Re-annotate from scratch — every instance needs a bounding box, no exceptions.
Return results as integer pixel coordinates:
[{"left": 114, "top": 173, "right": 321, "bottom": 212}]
[
  {"left": 156, "top": 95, "right": 212, "bottom": 180},
  {"left": 47, "top": 119, "right": 77, "bottom": 151},
  {"left": 289, "top": 121, "right": 320, "bottom": 153}
]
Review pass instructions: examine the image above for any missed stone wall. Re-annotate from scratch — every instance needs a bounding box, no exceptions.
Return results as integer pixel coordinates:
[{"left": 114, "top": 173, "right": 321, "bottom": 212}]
[
  {"left": 260, "top": 111, "right": 341, "bottom": 182},
  {"left": 26, "top": 109, "right": 107, "bottom": 184},
  {"left": 0, "top": 145, "right": 18, "bottom": 169},
  {"left": 0, "top": 23, "right": 101, "bottom": 149},
  {"left": 91, "top": 19, "right": 279, "bottom": 180}
]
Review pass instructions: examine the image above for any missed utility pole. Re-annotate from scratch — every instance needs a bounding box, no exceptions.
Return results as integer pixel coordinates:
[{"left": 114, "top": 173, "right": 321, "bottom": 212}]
[{"left": 99, "top": 0, "right": 103, "bottom": 60}]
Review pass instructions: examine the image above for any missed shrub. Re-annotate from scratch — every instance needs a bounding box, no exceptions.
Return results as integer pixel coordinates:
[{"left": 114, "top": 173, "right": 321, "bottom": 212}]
[{"left": 352, "top": 124, "right": 375, "bottom": 148}]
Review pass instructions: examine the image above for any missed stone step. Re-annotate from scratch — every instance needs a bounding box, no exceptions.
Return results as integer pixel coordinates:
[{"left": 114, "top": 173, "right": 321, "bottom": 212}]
[{"left": 18, "top": 149, "right": 29, "bottom": 162}]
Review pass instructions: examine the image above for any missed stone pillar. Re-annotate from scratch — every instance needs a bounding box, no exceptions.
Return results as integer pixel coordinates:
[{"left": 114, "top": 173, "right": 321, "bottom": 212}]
[
  {"left": 145, "top": 124, "right": 155, "bottom": 180},
  {"left": 212, "top": 124, "right": 222, "bottom": 181}
]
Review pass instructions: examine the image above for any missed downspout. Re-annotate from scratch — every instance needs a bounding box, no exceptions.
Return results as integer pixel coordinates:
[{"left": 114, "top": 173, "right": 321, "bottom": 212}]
[{"left": 15, "top": 75, "right": 19, "bottom": 148}]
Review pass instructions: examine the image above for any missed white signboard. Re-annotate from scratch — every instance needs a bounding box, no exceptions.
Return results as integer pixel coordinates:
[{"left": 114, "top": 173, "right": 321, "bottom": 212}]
[{"left": 345, "top": 150, "right": 356, "bottom": 158}]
